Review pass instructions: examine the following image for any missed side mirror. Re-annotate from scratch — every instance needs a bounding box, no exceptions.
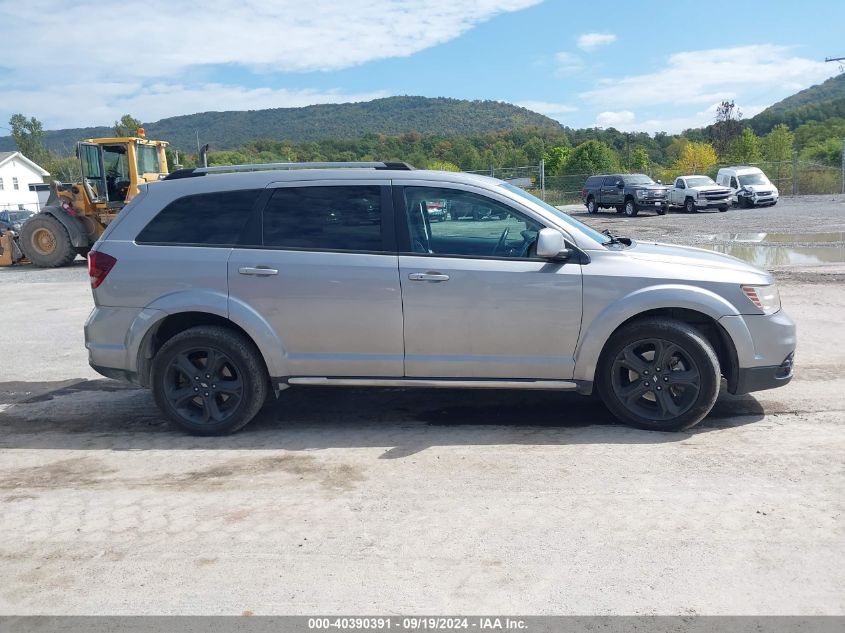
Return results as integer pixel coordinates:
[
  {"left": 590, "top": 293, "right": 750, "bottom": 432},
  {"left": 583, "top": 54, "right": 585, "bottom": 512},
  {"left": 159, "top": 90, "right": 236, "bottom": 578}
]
[
  {"left": 656, "top": 179, "right": 663, "bottom": 185},
  {"left": 536, "top": 228, "right": 570, "bottom": 260},
  {"left": 617, "top": 182, "right": 624, "bottom": 189}
]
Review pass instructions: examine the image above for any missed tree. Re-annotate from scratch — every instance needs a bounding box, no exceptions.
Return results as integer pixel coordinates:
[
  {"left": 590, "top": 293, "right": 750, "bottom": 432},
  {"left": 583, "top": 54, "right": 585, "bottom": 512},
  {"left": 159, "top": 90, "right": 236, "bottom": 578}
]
[
  {"left": 113, "top": 114, "right": 143, "bottom": 137},
  {"left": 729, "top": 128, "right": 762, "bottom": 164},
  {"left": 427, "top": 159, "right": 460, "bottom": 172},
  {"left": 563, "top": 140, "right": 618, "bottom": 174},
  {"left": 8, "top": 113, "right": 49, "bottom": 166},
  {"left": 543, "top": 146, "right": 571, "bottom": 176},
  {"left": 761, "top": 124, "right": 794, "bottom": 162},
  {"left": 711, "top": 100, "right": 743, "bottom": 157},
  {"left": 673, "top": 142, "right": 718, "bottom": 174},
  {"left": 666, "top": 136, "right": 690, "bottom": 163},
  {"left": 800, "top": 138, "right": 843, "bottom": 167},
  {"left": 630, "top": 147, "right": 651, "bottom": 171}
]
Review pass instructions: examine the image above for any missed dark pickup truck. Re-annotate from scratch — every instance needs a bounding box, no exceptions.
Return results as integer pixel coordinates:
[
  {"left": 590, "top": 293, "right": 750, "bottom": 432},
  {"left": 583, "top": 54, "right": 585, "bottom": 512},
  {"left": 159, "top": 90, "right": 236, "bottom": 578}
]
[{"left": 581, "top": 174, "right": 668, "bottom": 217}]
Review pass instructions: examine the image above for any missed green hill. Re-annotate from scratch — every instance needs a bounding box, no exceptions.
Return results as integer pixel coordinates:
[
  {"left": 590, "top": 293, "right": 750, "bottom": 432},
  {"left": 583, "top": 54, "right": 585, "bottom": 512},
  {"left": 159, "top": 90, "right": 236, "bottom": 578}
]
[
  {"left": 750, "top": 72, "right": 845, "bottom": 133},
  {"left": 0, "top": 96, "right": 563, "bottom": 154}
]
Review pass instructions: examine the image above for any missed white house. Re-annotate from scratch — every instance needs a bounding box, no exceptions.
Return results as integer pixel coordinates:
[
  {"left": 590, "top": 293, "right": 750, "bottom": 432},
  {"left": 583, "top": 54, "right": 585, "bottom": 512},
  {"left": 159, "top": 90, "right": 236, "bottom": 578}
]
[{"left": 0, "top": 151, "right": 50, "bottom": 213}]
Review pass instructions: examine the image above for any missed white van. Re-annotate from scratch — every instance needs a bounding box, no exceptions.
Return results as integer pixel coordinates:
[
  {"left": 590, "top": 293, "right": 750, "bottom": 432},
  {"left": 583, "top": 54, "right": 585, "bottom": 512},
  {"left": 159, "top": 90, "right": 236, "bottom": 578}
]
[{"left": 716, "top": 166, "right": 778, "bottom": 208}]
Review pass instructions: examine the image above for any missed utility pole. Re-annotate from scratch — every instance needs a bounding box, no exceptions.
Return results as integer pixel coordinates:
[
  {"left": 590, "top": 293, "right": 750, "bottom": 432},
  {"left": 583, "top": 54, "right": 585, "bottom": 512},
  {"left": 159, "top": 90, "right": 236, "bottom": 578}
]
[{"left": 841, "top": 139, "right": 845, "bottom": 195}]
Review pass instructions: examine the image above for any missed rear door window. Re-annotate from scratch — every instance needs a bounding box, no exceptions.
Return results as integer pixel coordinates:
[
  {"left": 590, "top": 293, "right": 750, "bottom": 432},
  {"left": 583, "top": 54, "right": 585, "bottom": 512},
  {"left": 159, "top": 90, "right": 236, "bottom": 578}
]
[
  {"left": 262, "top": 185, "right": 386, "bottom": 252},
  {"left": 136, "top": 189, "right": 261, "bottom": 245}
]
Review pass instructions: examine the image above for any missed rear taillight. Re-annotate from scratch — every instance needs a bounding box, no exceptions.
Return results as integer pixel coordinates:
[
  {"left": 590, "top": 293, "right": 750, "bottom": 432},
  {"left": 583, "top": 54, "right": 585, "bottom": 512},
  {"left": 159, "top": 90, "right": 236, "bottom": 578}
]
[{"left": 88, "top": 251, "right": 117, "bottom": 289}]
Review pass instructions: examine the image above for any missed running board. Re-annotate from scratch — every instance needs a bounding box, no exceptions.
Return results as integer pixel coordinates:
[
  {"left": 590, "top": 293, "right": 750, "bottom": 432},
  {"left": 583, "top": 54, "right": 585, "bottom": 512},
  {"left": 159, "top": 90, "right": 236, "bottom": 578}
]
[{"left": 286, "top": 377, "right": 577, "bottom": 390}]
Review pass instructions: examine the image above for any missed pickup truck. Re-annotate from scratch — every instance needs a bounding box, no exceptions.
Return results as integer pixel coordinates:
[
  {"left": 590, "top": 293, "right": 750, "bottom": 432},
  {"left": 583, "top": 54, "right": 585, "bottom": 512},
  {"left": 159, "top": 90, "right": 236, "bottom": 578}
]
[
  {"left": 581, "top": 173, "right": 668, "bottom": 217},
  {"left": 665, "top": 175, "right": 731, "bottom": 213}
]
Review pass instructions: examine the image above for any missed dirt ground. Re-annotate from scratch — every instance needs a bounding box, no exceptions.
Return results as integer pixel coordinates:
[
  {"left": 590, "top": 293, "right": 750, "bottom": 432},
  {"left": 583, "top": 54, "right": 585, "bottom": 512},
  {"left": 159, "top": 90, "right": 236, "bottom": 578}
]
[{"left": 0, "top": 195, "right": 843, "bottom": 615}]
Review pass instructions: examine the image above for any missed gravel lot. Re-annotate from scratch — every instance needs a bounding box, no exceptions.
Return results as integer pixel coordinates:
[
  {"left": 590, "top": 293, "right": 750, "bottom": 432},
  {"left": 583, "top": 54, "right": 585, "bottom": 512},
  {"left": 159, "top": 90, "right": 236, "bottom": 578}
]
[{"left": 0, "top": 195, "right": 843, "bottom": 615}]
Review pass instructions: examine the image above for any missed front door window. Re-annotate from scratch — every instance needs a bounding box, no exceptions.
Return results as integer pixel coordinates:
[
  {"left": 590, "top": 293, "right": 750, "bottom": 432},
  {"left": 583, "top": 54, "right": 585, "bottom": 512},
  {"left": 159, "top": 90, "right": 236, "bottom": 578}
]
[{"left": 403, "top": 187, "right": 543, "bottom": 259}]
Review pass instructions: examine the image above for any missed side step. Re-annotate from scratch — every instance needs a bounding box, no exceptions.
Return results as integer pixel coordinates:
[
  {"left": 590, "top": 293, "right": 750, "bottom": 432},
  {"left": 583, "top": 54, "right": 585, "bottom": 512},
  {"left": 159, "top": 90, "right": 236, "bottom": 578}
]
[{"left": 286, "top": 377, "right": 577, "bottom": 390}]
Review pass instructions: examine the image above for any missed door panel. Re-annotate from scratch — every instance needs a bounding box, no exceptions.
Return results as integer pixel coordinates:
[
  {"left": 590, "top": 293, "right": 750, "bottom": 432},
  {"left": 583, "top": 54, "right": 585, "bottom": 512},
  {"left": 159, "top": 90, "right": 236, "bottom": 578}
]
[
  {"left": 227, "top": 181, "right": 403, "bottom": 378},
  {"left": 229, "top": 250, "right": 404, "bottom": 376},
  {"left": 395, "top": 183, "right": 583, "bottom": 379},
  {"left": 399, "top": 256, "right": 582, "bottom": 378}
]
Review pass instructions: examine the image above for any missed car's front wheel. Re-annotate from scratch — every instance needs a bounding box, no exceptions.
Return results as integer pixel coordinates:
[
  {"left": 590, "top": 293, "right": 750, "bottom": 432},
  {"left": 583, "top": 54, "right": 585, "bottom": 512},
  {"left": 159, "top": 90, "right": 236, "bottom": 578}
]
[
  {"left": 152, "top": 325, "right": 268, "bottom": 435},
  {"left": 624, "top": 200, "right": 638, "bottom": 217},
  {"left": 596, "top": 319, "right": 720, "bottom": 431}
]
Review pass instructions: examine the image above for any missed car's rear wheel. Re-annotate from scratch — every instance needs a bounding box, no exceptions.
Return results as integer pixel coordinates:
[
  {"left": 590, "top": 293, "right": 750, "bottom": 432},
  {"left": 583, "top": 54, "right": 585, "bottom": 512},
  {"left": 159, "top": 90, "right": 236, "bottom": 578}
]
[
  {"left": 624, "top": 200, "right": 638, "bottom": 217},
  {"left": 586, "top": 196, "right": 597, "bottom": 214},
  {"left": 718, "top": 205, "right": 728, "bottom": 212},
  {"left": 152, "top": 325, "right": 268, "bottom": 435},
  {"left": 596, "top": 319, "right": 720, "bottom": 431},
  {"left": 656, "top": 205, "right": 667, "bottom": 215}
]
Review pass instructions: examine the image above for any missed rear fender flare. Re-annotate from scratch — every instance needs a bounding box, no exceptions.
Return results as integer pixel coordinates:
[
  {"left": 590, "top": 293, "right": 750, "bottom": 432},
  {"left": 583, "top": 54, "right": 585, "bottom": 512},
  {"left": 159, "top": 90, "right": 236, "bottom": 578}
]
[
  {"left": 131, "top": 290, "right": 288, "bottom": 382},
  {"left": 574, "top": 284, "right": 745, "bottom": 383}
]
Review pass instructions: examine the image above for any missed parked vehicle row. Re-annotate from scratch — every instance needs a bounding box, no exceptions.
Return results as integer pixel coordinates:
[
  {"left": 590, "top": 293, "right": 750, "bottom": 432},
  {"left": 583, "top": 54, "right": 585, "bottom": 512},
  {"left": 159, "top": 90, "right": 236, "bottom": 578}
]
[{"left": 581, "top": 166, "right": 779, "bottom": 216}]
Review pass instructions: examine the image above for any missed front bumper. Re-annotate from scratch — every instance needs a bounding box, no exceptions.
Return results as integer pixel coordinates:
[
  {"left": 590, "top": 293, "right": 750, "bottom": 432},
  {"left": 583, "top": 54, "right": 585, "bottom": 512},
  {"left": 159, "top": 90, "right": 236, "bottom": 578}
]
[
  {"left": 733, "top": 353, "right": 794, "bottom": 394},
  {"left": 696, "top": 199, "right": 730, "bottom": 209}
]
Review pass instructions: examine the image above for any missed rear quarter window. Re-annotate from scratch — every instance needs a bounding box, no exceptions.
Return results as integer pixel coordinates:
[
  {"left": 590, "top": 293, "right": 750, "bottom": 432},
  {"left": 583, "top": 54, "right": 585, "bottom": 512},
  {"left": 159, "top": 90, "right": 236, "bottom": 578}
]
[
  {"left": 585, "top": 176, "right": 602, "bottom": 187},
  {"left": 135, "top": 189, "right": 261, "bottom": 246}
]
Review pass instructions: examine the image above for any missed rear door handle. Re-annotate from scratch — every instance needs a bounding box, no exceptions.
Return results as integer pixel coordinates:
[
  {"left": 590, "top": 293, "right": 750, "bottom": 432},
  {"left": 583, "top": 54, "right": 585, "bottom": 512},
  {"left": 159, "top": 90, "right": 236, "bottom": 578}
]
[
  {"left": 408, "top": 272, "right": 450, "bottom": 282},
  {"left": 238, "top": 266, "right": 278, "bottom": 276}
]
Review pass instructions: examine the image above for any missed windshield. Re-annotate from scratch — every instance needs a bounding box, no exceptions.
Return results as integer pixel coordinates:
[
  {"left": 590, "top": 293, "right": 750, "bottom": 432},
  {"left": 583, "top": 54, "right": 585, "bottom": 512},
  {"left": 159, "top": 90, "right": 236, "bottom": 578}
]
[
  {"left": 500, "top": 183, "right": 610, "bottom": 245},
  {"left": 738, "top": 173, "right": 769, "bottom": 186},
  {"left": 686, "top": 176, "right": 715, "bottom": 187},
  {"left": 623, "top": 175, "right": 655, "bottom": 185},
  {"left": 8, "top": 211, "right": 34, "bottom": 222},
  {"left": 137, "top": 144, "right": 162, "bottom": 174}
]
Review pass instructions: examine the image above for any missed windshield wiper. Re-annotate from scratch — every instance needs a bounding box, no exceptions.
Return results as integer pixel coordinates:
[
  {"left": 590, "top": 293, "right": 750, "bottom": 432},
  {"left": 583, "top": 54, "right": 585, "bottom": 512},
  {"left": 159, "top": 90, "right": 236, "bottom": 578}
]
[{"left": 602, "top": 229, "right": 633, "bottom": 247}]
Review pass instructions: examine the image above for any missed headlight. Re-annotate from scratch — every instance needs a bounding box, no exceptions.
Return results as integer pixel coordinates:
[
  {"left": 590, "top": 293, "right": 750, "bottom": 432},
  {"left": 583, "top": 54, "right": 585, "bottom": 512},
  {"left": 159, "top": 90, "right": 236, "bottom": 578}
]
[
  {"left": 742, "top": 284, "right": 780, "bottom": 315},
  {"left": 636, "top": 190, "right": 645, "bottom": 198}
]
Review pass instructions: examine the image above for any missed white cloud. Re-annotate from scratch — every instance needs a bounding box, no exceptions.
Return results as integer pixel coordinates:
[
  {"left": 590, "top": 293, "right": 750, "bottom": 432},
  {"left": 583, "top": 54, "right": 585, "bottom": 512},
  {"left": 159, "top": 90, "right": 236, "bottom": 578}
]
[
  {"left": 576, "top": 33, "right": 617, "bottom": 52},
  {"left": 593, "top": 102, "right": 771, "bottom": 134},
  {"left": 516, "top": 101, "right": 578, "bottom": 117},
  {"left": 554, "top": 52, "right": 584, "bottom": 75},
  {"left": 580, "top": 44, "right": 837, "bottom": 109},
  {"left": 0, "top": 0, "right": 541, "bottom": 128},
  {"left": 595, "top": 111, "right": 635, "bottom": 127}
]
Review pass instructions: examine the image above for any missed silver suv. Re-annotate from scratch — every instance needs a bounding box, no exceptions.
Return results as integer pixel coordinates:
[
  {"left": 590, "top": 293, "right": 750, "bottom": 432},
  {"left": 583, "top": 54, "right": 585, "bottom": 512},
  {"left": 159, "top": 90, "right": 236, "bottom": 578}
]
[{"left": 84, "top": 161, "right": 796, "bottom": 435}]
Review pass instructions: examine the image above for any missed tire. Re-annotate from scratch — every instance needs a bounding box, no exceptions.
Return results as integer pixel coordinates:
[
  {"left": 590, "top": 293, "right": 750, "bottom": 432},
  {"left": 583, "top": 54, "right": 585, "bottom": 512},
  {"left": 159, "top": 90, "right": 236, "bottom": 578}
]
[
  {"left": 596, "top": 318, "right": 720, "bottom": 432},
  {"left": 718, "top": 205, "right": 728, "bottom": 213},
  {"left": 656, "top": 206, "right": 667, "bottom": 215},
  {"left": 152, "top": 325, "right": 269, "bottom": 436},
  {"left": 20, "top": 213, "right": 77, "bottom": 268},
  {"left": 684, "top": 198, "right": 696, "bottom": 214},
  {"left": 586, "top": 196, "right": 597, "bottom": 214},
  {"left": 624, "top": 199, "right": 638, "bottom": 217}
]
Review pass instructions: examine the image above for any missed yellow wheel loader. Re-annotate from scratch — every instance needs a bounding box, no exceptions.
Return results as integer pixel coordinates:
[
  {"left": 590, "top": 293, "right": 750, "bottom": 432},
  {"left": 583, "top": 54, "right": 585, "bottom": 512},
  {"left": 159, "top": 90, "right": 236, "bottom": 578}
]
[{"left": 18, "top": 130, "right": 169, "bottom": 267}]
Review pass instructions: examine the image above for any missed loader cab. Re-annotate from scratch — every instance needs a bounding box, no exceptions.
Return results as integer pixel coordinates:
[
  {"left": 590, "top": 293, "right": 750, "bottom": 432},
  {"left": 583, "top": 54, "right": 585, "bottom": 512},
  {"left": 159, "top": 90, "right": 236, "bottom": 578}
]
[{"left": 77, "top": 132, "right": 169, "bottom": 208}]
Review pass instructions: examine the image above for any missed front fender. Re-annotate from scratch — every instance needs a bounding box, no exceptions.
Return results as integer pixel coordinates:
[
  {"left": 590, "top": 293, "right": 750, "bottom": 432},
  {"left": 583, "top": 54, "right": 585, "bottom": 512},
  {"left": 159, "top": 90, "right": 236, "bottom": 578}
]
[{"left": 573, "top": 284, "right": 744, "bottom": 384}]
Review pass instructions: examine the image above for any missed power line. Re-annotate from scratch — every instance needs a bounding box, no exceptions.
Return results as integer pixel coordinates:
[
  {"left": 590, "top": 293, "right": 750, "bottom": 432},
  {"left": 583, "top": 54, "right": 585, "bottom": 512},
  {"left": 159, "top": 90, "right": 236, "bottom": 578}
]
[{"left": 825, "top": 56, "right": 845, "bottom": 63}]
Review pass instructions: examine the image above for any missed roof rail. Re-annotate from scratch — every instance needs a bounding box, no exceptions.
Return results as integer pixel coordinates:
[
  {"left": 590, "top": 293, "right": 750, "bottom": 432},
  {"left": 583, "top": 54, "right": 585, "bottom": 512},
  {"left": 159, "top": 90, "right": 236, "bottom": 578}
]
[{"left": 163, "top": 161, "right": 414, "bottom": 180}]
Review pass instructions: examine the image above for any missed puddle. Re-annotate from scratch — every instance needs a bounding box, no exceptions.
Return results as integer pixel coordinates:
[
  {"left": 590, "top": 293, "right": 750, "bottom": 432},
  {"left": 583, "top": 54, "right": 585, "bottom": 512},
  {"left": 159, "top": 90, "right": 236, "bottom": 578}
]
[
  {"left": 702, "top": 243, "right": 845, "bottom": 266},
  {"left": 708, "top": 232, "right": 845, "bottom": 244}
]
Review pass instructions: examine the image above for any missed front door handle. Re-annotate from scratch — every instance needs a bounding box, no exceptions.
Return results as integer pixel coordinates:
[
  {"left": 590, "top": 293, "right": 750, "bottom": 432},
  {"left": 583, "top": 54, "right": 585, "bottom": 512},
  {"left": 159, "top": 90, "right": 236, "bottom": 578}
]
[
  {"left": 239, "top": 266, "right": 278, "bottom": 276},
  {"left": 408, "top": 272, "right": 450, "bottom": 282}
]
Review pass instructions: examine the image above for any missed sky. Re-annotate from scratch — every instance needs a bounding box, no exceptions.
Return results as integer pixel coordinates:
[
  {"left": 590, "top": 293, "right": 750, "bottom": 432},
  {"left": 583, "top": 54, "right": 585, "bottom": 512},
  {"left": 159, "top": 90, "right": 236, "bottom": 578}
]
[{"left": 0, "top": 0, "right": 843, "bottom": 136}]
